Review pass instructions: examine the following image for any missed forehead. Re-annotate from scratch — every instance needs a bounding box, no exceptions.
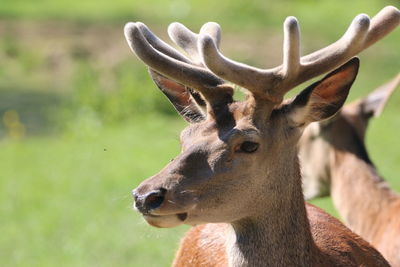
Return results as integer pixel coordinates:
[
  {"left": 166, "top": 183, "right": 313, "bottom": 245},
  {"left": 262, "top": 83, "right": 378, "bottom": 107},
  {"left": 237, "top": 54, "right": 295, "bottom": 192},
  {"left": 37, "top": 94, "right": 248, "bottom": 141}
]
[
  {"left": 180, "top": 102, "right": 258, "bottom": 139},
  {"left": 181, "top": 118, "right": 255, "bottom": 139}
]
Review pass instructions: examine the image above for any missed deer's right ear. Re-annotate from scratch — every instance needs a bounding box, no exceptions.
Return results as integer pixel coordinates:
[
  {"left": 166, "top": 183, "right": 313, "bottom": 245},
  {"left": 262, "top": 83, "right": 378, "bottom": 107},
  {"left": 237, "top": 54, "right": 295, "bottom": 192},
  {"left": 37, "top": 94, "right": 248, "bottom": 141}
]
[
  {"left": 149, "top": 69, "right": 206, "bottom": 123},
  {"left": 358, "top": 73, "right": 400, "bottom": 118},
  {"left": 286, "top": 58, "right": 360, "bottom": 127}
]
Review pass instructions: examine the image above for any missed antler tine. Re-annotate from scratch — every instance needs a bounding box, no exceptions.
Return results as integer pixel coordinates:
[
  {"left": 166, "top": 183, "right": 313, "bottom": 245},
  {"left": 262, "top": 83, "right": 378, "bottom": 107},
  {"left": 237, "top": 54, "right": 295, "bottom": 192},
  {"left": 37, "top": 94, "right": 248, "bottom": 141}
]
[
  {"left": 200, "top": 6, "right": 400, "bottom": 103},
  {"left": 136, "top": 22, "right": 192, "bottom": 64},
  {"left": 293, "top": 13, "right": 371, "bottom": 87},
  {"left": 198, "top": 15, "right": 304, "bottom": 102},
  {"left": 295, "top": 6, "right": 400, "bottom": 88},
  {"left": 364, "top": 6, "right": 400, "bottom": 49},
  {"left": 124, "top": 22, "right": 224, "bottom": 95},
  {"left": 282, "top": 16, "right": 300, "bottom": 78},
  {"left": 168, "top": 22, "right": 221, "bottom": 65},
  {"left": 200, "top": 22, "right": 221, "bottom": 48},
  {"left": 199, "top": 34, "right": 277, "bottom": 99},
  {"left": 168, "top": 23, "right": 201, "bottom": 64}
]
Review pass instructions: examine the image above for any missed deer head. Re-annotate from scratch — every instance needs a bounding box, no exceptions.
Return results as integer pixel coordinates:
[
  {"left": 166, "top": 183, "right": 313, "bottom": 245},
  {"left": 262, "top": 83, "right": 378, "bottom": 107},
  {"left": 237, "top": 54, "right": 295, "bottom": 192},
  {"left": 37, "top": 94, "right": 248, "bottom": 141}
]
[
  {"left": 300, "top": 73, "right": 400, "bottom": 200},
  {"left": 125, "top": 6, "right": 400, "bottom": 228}
]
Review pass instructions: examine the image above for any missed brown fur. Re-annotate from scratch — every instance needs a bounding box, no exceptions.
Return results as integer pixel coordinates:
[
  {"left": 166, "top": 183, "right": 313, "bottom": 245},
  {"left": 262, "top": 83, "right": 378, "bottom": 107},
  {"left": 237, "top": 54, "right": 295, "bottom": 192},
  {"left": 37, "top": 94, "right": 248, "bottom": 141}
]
[
  {"left": 173, "top": 204, "right": 388, "bottom": 267},
  {"left": 331, "top": 150, "right": 400, "bottom": 266}
]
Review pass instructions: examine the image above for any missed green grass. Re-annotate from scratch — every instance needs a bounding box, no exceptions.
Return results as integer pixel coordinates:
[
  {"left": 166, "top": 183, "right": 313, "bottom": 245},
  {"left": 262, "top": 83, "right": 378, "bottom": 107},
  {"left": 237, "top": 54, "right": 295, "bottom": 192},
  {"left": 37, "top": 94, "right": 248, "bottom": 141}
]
[
  {"left": 1, "top": 0, "right": 398, "bottom": 33},
  {"left": 0, "top": 115, "right": 189, "bottom": 266}
]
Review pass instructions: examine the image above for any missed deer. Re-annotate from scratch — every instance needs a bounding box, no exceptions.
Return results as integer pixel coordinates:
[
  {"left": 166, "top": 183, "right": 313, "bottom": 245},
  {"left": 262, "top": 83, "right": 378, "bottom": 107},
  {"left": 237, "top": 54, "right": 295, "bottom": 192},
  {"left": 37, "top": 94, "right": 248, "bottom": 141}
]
[
  {"left": 299, "top": 73, "right": 400, "bottom": 266},
  {"left": 124, "top": 6, "right": 400, "bottom": 267}
]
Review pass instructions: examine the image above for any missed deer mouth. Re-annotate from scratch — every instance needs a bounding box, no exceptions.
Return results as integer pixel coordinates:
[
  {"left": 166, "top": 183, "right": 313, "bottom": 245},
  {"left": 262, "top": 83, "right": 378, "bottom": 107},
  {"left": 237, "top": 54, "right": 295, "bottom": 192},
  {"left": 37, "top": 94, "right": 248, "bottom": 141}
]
[{"left": 142, "top": 212, "right": 188, "bottom": 228}]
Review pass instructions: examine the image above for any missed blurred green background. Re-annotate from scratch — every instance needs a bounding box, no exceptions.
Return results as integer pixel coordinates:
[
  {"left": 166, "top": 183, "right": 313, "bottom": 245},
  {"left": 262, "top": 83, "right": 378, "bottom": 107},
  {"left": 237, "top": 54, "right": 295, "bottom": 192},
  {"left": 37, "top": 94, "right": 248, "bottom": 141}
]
[{"left": 0, "top": 0, "right": 399, "bottom": 266}]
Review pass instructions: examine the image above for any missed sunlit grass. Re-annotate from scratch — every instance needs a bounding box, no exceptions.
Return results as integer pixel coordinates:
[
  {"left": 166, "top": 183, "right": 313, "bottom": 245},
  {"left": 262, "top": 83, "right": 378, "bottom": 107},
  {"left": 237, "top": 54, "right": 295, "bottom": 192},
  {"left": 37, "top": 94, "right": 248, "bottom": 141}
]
[
  {"left": 1, "top": 0, "right": 398, "bottom": 34},
  {"left": 0, "top": 115, "right": 188, "bottom": 266}
]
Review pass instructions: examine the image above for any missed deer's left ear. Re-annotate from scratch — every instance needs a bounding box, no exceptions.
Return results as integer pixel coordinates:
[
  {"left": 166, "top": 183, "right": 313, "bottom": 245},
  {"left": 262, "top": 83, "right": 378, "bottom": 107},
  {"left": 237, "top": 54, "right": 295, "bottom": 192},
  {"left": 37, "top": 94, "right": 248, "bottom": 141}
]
[
  {"left": 287, "top": 57, "right": 359, "bottom": 127},
  {"left": 149, "top": 69, "right": 206, "bottom": 123}
]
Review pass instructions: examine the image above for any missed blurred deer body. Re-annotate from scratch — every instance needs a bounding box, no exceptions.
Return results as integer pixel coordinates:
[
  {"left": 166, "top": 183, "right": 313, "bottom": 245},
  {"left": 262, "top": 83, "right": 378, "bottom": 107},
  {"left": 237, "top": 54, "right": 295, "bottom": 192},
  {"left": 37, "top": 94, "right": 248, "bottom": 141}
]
[
  {"left": 124, "top": 6, "right": 399, "bottom": 267},
  {"left": 300, "top": 74, "right": 400, "bottom": 266}
]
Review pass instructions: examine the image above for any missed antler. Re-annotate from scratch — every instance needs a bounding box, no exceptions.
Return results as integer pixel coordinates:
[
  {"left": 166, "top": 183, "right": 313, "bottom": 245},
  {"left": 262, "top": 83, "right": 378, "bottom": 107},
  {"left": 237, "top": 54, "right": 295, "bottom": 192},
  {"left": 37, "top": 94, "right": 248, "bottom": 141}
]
[
  {"left": 124, "top": 22, "right": 233, "bottom": 107},
  {"left": 199, "top": 6, "right": 400, "bottom": 103},
  {"left": 168, "top": 22, "right": 221, "bottom": 66}
]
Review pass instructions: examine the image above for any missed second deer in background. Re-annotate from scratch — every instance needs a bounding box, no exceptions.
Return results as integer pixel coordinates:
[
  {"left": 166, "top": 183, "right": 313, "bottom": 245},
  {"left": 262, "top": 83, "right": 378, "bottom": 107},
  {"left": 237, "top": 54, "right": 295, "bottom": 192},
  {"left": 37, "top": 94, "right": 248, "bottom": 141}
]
[{"left": 299, "top": 74, "right": 400, "bottom": 266}]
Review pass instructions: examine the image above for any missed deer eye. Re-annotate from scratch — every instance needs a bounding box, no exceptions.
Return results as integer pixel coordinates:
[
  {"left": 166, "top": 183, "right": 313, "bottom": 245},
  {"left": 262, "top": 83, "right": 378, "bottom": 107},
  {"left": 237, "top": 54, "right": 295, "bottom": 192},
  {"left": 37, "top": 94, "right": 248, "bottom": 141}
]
[{"left": 238, "top": 141, "right": 259, "bottom": 153}]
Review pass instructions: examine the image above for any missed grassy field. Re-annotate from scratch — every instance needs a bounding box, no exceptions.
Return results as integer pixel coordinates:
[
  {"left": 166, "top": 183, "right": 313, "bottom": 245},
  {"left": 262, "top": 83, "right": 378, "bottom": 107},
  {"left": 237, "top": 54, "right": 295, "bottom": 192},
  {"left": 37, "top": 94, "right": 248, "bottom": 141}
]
[
  {"left": 0, "top": 116, "right": 190, "bottom": 266},
  {"left": 1, "top": 0, "right": 399, "bottom": 266}
]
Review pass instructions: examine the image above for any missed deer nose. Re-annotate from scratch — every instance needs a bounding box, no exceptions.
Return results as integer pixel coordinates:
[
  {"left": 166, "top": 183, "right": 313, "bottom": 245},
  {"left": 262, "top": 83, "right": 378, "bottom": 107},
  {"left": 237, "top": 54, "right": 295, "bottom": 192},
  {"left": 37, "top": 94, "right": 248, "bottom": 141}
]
[{"left": 133, "top": 188, "right": 166, "bottom": 214}]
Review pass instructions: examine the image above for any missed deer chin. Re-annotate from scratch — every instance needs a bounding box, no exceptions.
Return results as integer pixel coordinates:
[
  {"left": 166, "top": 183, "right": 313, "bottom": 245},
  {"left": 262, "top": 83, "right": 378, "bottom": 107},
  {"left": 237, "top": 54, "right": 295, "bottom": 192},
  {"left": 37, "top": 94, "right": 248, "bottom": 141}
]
[{"left": 143, "top": 213, "right": 188, "bottom": 228}]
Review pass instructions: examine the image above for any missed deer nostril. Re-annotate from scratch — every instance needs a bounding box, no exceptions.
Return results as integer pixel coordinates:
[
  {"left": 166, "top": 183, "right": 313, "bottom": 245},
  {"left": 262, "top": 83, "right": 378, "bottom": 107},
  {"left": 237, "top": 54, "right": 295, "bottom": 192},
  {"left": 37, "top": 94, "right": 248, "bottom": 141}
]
[{"left": 143, "top": 188, "right": 166, "bottom": 211}]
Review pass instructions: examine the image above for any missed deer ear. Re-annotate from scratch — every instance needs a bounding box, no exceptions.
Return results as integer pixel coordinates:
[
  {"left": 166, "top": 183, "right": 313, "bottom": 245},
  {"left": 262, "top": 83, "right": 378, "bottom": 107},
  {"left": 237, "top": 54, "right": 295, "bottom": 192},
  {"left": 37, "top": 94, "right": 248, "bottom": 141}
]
[
  {"left": 339, "top": 73, "right": 399, "bottom": 141},
  {"left": 287, "top": 57, "right": 359, "bottom": 127},
  {"left": 149, "top": 69, "right": 206, "bottom": 123},
  {"left": 358, "top": 73, "right": 400, "bottom": 118}
]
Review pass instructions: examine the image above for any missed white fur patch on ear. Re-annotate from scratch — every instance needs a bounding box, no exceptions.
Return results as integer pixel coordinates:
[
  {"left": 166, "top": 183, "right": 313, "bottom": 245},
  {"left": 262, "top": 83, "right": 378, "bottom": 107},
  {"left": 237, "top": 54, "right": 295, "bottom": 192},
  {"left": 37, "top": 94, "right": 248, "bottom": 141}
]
[
  {"left": 289, "top": 96, "right": 334, "bottom": 127},
  {"left": 308, "top": 121, "right": 321, "bottom": 135},
  {"left": 288, "top": 104, "right": 312, "bottom": 127}
]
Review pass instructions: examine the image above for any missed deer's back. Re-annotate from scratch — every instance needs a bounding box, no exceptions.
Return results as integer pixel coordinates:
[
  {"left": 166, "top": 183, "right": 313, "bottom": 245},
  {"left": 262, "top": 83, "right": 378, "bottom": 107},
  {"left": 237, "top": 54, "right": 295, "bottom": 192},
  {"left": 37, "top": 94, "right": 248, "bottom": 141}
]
[
  {"left": 371, "top": 198, "right": 400, "bottom": 266},
  {"left": 306, "top": 204, "right": 389, "bottom": 266}
]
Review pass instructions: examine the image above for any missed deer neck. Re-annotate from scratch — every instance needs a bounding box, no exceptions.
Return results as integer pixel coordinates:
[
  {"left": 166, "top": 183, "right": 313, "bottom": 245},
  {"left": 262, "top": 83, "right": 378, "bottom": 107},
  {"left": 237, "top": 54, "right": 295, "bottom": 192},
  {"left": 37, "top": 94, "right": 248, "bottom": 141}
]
[
  {"left": 330, "top": 140, "right": 396, "bottom": 242},
  {"left": 226, "top": 151, "right": 317, "bottom": 267}
]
